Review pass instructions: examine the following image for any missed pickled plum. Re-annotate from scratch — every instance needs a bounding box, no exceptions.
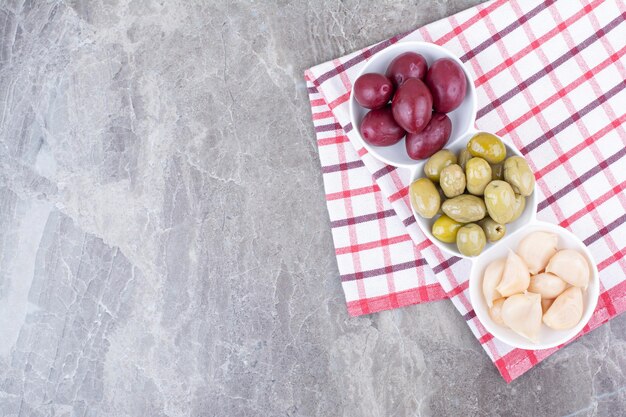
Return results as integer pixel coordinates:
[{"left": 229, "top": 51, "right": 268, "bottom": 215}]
[
  {"left": 405, "top": 113, "right": 452, "bottom": 160},
  {"left": 391, "top": 78, "right": 433, "bottom": 134},
  {"left": 353, "top": 73, "right": 394, "bottom": 109},
  {"left": 385, "top": 52, "right": 428, "bottom": 87},
  {"left": 359, "top": 105, "right": 406, "bottom": 146},
  {"left": 425, "top": 58, "right": 467, "bottom": 113}
]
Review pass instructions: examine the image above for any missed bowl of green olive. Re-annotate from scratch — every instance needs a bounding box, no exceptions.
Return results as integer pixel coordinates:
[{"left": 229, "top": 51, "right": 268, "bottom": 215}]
[{"left": 408, "top": 130, "right": 537, "bottom": 258}]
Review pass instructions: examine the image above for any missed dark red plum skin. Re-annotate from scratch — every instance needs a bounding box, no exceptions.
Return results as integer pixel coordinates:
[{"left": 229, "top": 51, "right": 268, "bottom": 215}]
[
  {"left": 425, "top": 58, "right": 467, "bottom": 113},
  {"left": 353, "top": 73, "right": 395, "bottom": 109},
  {"left": 405, "top": 113, "right": 452, "bottom": 160},
  {"left": 391, "top": 78, "right": 433, "bottom": 134},
  {"left": 359, "top": 105, "right": 406, "bottom": 146},
  {"left": 385, "top": 52, "right": 428, "bottom": 87}
]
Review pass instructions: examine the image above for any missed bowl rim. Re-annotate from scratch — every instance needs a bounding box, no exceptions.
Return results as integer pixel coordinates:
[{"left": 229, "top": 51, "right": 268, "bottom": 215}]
[
  {"left": 348, "top": 40, "right": 477, "bottom": 169},
  {"left": 468, "top": 220, "right": 600, "bottom": 350}
]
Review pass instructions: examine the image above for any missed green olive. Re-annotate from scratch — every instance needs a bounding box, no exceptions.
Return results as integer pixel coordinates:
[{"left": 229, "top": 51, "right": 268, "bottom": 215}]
[
  {"left": 410, "top": 178, "right": 440, "bottom": 219},
  {"left": 437, "top": 187, "right": 446, "bottom": 214},
  {"left": 484, "top": 180, "right": 516, "bottom": 224},
  {"left": 458, "top": 148, "right": 472, "bottom": 170},
  {"left": 491, "top": 163, "right": 504, "bottom": 181},
  {"left": 467, "top": 132, "right": 507, "bottom": 164},
  {"left": 465, "top": 157, "right": 492, "bottom": 196},
  {"left": 424, "top": 150, "right": 457, "bottom": 182},
  {"left": 504, "top": 156, "right": 535, "bottom": 196},
  {"left": 441, "top": 194, "right": 486, "bottom": 223},
  {"left": 456, "top": 224, "right": 486, "bottom": 257},
  {"left": 432, "top": 215, "right": 463, "bottom": 243},
  {"left": 509, "top": 194, "right": 526, "bottom": 222},
  {"left": 478, "top": 217, "right": 506, "bottom": 242},
  {"left": 440, "top": 164, "right": 466, "bottom": 198}
]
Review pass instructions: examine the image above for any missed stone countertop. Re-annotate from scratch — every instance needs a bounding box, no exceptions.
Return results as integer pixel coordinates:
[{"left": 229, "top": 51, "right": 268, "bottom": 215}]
[{"left": 0, "top": 0, "right": 624, "bottom": 416}]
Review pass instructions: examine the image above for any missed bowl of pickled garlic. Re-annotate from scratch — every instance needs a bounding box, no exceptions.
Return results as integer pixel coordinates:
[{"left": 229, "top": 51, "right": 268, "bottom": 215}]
[{"left": 468, "top": 222, "right": 599, "bottom": 350}]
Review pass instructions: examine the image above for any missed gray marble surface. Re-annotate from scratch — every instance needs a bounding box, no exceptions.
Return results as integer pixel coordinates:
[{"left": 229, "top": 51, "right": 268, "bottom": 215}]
[{"left": 0, "top": 0, "right": 625, "bottom": 416}]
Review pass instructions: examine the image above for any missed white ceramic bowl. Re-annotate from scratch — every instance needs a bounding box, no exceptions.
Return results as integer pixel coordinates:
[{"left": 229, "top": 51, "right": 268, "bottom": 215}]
[
  {"left": 349, "top": 41, "right": 477, "bottom": 169},
  {"left": 468, "top": 221, "right": 599, "bottom": 350},
  {"left": 409, "top": 130, "right": 538, "bottom": 259}
]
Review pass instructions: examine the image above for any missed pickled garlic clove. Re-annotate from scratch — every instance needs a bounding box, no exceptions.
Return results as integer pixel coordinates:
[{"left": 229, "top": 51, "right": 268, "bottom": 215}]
[
  {"left": 502, "top": 292, "right": 542, "bottom": 343},
  {"left": 496, "top": 250, "right": 530, "bottom": 297},
  {"left": 489, "top": 297, "right": 506, "bottom": 325},
  {"left": 516, "top": 231, "right": 558, "bottom": 274},
  {"left": 546, "top": 249, "right": 590, "bottom": 289},
  {"left": 527, "top": 272, "right": 568, "bottom": 299},
  {"left": 543, "top": 287, "right": 584, "bottom": 330},
  {"left": 541, "top": 298, "right": 554, "bottom": 314},
  {"left": 482, "top": 258, "right": 505, "bottom": 307}
]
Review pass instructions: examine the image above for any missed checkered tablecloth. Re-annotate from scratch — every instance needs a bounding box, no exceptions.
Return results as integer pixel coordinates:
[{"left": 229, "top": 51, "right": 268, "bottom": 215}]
[{"left": 305, "top": 0, "right": 626, "bottom": 382}]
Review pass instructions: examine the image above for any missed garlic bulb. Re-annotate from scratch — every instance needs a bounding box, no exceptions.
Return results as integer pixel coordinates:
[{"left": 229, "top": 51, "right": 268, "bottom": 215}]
[
  {"left": 546, "top": 249, "right": 590, "bottom": 289},
  {"left": 517, "top": 231, "right": 558, "bottom": 274},
  {"left": 496, "top": 250, "right": 530, "bottom": 297},
  {"left": 527, "top": 272, "right": 568, "bottom": 299},
  {"left": 482, "top": 258, "right": 505, "bottom": 307},
  {"left": 502, "top": 292, "right": 542, "bottom": 342},
  {"left": 541, "top": 298, "right": 554, "bottom": 314},
  {"left": 543, "top": 287, "right": 584, "bottom": 330},
  {"left": 489, "top": 297, "right": 506, "bottom": 325}
]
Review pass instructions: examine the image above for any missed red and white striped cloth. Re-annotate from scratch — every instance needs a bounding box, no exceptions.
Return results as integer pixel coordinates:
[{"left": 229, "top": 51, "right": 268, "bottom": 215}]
[{"left": 305, "top": 0, "right": 626, "bottom": 382}]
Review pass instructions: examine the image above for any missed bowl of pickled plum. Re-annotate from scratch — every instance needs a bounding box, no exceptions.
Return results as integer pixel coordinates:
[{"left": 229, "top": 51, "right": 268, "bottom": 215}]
[
  {"left": 349, "top": 41, "right": 477, "bottom": 168},
  {"left": 469, "top": 224, "right": 599, "bottom": 349}
]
